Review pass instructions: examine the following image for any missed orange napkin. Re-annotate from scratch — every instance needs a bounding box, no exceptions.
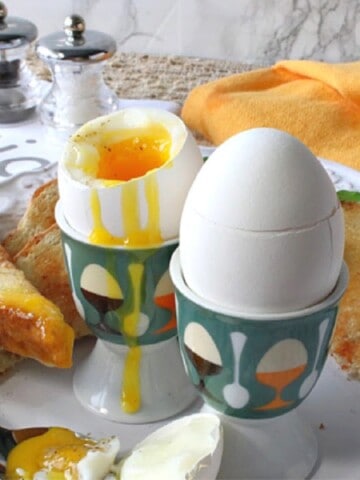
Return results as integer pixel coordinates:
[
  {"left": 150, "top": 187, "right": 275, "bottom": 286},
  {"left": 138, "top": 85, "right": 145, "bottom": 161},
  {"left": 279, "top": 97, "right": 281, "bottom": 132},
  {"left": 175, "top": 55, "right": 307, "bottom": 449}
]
[{"left": 181, "top": 60, "right": 360, "bottom": 171}]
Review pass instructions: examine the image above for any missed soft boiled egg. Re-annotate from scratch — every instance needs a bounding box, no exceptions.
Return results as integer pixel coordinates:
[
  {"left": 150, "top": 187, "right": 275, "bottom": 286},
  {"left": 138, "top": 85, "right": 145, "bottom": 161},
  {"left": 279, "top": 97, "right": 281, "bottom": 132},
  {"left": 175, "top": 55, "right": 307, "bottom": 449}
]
[
  {"left": 180, "top": 127, "right": 345, "bottom": 314},
  {"left": 118, "top": 413, "right": 223, "bottom": 480},
  {"left": 57, "top": 107, "right": 204, "bottom": 247},
  {"left": 6, "top": 427, "right": 120, "bottom": 480}
]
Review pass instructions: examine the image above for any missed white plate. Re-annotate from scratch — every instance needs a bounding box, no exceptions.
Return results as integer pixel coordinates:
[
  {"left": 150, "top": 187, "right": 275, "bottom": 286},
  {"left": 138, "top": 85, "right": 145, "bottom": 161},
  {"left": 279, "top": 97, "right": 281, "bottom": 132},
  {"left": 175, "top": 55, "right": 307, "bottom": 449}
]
[{"left": 0, "top": 118, "right": 360, "bottom": 479}]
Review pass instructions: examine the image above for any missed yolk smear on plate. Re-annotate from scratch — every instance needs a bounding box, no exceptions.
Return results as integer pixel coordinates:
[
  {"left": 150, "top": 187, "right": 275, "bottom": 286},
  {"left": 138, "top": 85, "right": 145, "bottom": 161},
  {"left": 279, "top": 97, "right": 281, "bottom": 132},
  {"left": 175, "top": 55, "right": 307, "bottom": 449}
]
[
  {"left": 6, "top": 427, "right": 96, "bottom": 480},
  {"left": 97, "top": 125, "right": 171, "bottom": 182}
]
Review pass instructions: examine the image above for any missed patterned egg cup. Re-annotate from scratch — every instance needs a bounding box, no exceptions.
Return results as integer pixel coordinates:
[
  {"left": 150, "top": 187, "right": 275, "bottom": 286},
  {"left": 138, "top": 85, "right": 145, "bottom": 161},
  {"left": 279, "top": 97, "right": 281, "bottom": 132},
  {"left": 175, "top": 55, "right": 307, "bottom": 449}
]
[
  {"left": 56, "top": 204, "right": 196, "bottom": 423},
  {"left": 170, "top": 248, "right": 348, "bottom": 479}
]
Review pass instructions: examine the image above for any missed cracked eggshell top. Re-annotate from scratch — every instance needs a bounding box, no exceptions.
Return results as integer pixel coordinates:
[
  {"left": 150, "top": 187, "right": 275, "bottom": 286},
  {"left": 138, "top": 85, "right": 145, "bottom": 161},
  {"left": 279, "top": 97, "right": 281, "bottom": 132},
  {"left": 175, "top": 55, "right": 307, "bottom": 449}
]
[
  {"left": 179, "top": 128, "right": 345, "bottom": 315},
  {"left": 57, "top": 108, "right": 204, "bottom": 247}
]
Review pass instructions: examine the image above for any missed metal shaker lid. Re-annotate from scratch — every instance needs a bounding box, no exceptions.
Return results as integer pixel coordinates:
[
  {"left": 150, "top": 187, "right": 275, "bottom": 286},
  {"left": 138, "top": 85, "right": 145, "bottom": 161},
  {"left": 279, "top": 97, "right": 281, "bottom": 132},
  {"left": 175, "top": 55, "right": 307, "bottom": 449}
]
[
  {"left": 35, "top": 14, "right": 116, "bottom": 63},
  {"left": 0, "top": 2, "right": 38, "bottom": 48}
]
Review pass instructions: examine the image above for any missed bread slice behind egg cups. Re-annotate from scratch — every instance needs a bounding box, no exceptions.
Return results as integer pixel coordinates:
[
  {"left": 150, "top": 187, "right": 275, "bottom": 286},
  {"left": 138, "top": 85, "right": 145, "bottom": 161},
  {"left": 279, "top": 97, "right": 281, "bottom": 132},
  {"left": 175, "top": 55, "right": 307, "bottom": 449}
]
[
  {"left": 13, "top": 223, "right": 91, "bottom": 339},
  {"left": 0, "top": 179, "right": 91, "bottom": 373},
  {"left": 3, "top": 179, "right": 59, "bottom": 257},
  {"left": 331, "top": 199, "right": 360, "bottom": 379}
]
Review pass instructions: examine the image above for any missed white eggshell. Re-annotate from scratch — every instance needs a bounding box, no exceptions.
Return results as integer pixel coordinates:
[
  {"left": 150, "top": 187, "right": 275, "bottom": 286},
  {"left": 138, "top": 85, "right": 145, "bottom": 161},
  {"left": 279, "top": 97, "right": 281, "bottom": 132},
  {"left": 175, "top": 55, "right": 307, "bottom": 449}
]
[
  {"left": 180, "top": 128, "right": 345, "bottom": 314},
  {"left": 188, "top": 127, "right": 338, "bottom": 230},
  {"left": 77, "top": 437, "right": 120, "bottom": 480},
  {"left": 58, "top": 108, "right": 203, "bottom": 245},
  {"left": 119, "top": 413, "right": 223, "bottom": 480}
]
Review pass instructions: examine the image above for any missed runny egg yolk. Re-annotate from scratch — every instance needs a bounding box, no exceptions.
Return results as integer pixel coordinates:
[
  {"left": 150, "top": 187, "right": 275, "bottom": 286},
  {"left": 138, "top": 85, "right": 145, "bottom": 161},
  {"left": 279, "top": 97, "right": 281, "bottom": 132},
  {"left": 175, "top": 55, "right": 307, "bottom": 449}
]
[
  {"left": 97, "top": 125, "right": 172, "bottom": 182},
  {"left": 6, "top": 427, "right": 97, "bottom": 480},
  {"left": 87, "top": 124, "right": 172, "bottom": 247}
]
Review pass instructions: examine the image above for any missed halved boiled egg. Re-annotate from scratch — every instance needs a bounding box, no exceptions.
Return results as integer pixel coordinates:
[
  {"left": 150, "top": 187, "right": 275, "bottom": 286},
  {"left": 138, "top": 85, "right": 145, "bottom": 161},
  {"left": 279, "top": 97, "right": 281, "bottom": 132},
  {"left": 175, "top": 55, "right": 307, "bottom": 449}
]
[
  {"left": 6, "top": 427, "right": 120, "bottom": 480},
  {"left": 118, "top": 413, "right": 223, "bottom": 480},
  {"left": 57, "top": 108, "right": 204, "bottom": 247}
]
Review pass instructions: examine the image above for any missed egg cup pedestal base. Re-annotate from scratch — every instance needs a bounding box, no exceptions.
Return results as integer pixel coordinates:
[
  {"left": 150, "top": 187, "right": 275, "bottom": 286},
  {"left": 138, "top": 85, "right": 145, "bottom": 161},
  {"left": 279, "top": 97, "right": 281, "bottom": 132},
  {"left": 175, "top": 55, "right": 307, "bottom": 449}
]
[
  {"left": 202, "top": 405, "right": 318, "bottom": 479},
  {"left": 73, "top": 337, "right": 197, "bottom": 424}
]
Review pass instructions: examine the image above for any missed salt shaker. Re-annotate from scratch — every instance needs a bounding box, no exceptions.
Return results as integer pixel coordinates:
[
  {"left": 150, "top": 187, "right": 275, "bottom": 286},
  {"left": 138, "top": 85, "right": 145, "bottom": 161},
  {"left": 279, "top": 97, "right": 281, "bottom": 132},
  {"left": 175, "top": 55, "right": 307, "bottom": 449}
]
[
  {"left": 35, "top": 14, "right": 118, "bottom": 131},
  {"left": 0, "top": 2, "right": 40, "bottom": 123}
]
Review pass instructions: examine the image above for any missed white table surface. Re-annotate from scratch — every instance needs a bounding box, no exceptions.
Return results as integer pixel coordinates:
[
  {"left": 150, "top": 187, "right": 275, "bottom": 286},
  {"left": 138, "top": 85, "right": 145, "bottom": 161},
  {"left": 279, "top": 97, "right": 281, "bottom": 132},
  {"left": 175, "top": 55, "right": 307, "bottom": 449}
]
[{"left": 0, "top": 112, "right": 359, "bottom": 479}]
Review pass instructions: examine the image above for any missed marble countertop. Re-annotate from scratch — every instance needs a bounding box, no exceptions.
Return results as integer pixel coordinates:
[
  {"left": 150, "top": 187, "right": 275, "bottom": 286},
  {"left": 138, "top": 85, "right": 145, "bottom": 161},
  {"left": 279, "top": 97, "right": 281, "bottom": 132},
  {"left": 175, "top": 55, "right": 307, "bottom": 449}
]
[{"left": 12, "top": 0, "right": 360, "bottom": 65}]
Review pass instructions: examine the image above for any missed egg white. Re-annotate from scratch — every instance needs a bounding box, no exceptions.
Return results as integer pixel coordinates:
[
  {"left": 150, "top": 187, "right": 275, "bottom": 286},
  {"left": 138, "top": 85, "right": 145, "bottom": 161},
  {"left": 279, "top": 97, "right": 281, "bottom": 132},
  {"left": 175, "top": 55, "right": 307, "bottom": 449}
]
[{"left": 119, "top": 413, "right": 223, "bottom": 480}]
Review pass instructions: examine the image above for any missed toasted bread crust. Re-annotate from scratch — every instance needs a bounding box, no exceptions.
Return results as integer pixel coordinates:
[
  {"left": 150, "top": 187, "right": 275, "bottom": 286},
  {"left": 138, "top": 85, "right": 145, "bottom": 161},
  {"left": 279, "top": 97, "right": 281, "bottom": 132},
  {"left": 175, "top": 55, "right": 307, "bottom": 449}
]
[
  {"left": 2, "top": 180, "right": 90, "bottom": 341},
  {"left": 0, "top": 349, "right": 21, "bottom": 374},
  {"left": 331, "top": 201, "right": 360, "bottom": 379},
  {"left": 0, "top": 303, "right": 73, "bottom": 368},
  {"left": 3, "top": 179, "right": 58, "bottom": 257},
  {"left": 14, "top": 224, "right": 90, "bottom": 338}
]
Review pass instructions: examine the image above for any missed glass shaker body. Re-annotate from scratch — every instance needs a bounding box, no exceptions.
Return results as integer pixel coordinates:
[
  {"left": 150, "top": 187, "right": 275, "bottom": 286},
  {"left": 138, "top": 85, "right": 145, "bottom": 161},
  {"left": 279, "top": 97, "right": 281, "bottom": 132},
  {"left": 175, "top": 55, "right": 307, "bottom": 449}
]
[
  {"left": 0, "top": 3, "right": 41, "bottom": 123},
  {"left": 39, "top": 59, "right": 118, "bottom": 130},
  {"left": 36, "top": 14, "right": 118, "bottom": 132}
]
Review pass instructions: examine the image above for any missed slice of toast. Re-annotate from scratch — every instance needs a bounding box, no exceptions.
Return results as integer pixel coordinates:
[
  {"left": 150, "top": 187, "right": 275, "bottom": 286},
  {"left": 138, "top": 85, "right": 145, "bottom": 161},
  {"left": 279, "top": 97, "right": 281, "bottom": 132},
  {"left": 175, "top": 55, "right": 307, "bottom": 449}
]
[
  {"left": 331, "top": 200, "right": 360, "bottom": 379},
  {"left": 0, "top": 244, "right": 74, "bottom": 368},
  {"left": 2, "top": 179, "right": 58, "bottom": 257},
  {"left": 2, "top": 179, "right": 90, "bottom": 340},
  {"left": 14, "top": 224, "right": 90, "bottom": 338},
  {"left": 0, "top": 349, "right": 21, "bottom": 374}
]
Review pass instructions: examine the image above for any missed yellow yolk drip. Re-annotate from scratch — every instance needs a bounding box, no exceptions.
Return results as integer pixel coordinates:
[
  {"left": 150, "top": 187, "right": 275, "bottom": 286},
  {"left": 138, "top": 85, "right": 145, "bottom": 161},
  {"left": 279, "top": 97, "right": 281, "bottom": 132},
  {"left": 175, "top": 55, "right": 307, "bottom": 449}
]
[
  {"left": 121, "top": 346, "right": 142, "bottom": 414},
  {"left": 89, "top": 173, "right": 162, "bottom": 246},
  {"left": 121, "top": 263, "right": 144, "bottom": 414},
  {"left": 97, "top": 126, "right": 171, "bottom": 182},
  {"left": 6, "top": 427, "right": 96, "bottom": 480},
  {"left": 144, "top": 174, "right": 162, "bottom": 244},
  {"left": 83, "top": 126, "right": 171, "bottom": 413},
  {"left": 89, "top": 188, "right": 118, "bottom": 245}
]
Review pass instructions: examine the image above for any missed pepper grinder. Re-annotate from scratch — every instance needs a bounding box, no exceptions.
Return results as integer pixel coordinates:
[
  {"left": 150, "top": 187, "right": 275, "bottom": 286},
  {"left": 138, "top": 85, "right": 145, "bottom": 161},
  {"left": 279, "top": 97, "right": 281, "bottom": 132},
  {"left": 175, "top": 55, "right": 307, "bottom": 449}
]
[
  {"left": 35, "top": 14, "right": 118, "bottom": 131},
  {"left": 0, "top": 2, "right": 40, "bottom": 123}
]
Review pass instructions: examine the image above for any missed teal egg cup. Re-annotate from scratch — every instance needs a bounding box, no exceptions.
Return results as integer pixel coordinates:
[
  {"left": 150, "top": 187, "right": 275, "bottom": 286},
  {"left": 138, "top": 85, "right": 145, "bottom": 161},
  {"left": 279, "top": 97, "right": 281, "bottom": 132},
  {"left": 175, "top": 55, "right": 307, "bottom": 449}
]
[
  {"left": 170, "top": 248, "right": 348, "bottom": 478},
  {"left": 56, "top": 204, "right": 196, "bottom": 423},
  {"left": 61, "top": 229, "right": 178, "bottom": 346}
]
